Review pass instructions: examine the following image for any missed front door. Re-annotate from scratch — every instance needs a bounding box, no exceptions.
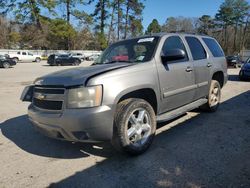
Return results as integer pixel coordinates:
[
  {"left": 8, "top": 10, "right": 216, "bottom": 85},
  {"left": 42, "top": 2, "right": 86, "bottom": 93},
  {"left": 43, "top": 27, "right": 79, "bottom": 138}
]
[{"left": 156, "top": 35, "right": 196, "bottom": 113}]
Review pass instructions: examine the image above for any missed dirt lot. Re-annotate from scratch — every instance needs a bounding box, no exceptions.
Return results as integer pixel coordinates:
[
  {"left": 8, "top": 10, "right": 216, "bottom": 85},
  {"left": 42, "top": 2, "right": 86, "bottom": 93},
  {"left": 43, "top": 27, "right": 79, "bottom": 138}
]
[{"left": 0, "top": 61, "right": 250, "bottom": 188}]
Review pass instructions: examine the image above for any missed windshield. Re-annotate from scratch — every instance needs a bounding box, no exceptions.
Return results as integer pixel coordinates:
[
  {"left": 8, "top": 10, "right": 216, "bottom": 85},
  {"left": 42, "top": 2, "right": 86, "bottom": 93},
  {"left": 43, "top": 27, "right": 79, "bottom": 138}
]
[
  {"left": 95, "top": 36, "right": 160, "bottom": 64},
  {"left": 0, "top": 55, "right": 5, "bottom": 60}
]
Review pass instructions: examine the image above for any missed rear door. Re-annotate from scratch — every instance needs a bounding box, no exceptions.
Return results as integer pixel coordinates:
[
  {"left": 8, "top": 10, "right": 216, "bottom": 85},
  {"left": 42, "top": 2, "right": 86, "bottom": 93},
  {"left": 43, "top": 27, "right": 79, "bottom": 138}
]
[
  {"left": 156, "top": 35, "right": 196, "bottom": 113},
  {"left": 22, "top": 52, "right": 28, "bottom": 61},
  {"left": 184, "top": 36, "right": 211, "bottom": 100}
]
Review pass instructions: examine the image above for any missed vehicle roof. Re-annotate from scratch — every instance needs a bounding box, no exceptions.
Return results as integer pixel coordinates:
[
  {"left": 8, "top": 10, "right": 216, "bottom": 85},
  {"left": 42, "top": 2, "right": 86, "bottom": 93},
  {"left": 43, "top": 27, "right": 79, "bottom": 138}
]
[
  {"left": 145, "top": 32, "right": 209, "bottom": 37},
  {"left": 113, "top": 32, "right": 213, "bottom": 44}
]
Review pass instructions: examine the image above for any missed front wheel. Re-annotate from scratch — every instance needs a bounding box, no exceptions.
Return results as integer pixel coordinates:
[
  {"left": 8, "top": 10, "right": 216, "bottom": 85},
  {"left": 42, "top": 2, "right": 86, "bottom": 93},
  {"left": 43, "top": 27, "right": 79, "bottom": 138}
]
[
  {"left": 74, "top": 59, "right": 80, "bottom": 66},
  {"left": 13, "top": 58, "right": 18, "bottom": 63},
  {"left": 112, "top": 98, "right": 156, "bottom": 155},
  {"left": 200, "top": 80, "right": 221, "bottom": 112},
  {"left": 2, "top": 62, "right": 10, "bottom": 68}
]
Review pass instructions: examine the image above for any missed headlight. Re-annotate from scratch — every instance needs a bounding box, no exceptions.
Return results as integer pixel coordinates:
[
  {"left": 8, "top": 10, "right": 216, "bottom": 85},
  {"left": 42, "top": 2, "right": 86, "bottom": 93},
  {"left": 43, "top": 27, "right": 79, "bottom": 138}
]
[{"left": 67, "top": 85, "right": 102, "bottom": 108}]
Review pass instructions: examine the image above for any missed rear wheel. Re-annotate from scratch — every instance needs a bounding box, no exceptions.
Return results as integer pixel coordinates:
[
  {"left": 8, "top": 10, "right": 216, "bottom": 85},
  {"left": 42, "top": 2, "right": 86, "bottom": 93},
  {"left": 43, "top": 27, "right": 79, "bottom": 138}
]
[
  {"left": 112, "top": 98, "right": 156, "bottom": 155},
  {"left": 2, "top": 62, "right": 10, "bottom": 69},
  {"left": 35, "top": 57, "right": 41, "bottom": 63},
  {"left": 200, "top": 80, "right": 221, "bottom": 112}
]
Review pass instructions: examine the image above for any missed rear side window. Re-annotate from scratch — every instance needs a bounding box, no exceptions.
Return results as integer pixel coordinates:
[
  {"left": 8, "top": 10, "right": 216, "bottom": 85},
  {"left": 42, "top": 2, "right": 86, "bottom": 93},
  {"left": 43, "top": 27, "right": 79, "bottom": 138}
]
[
  {"left": 162, "top": 36, "right": 189, "bottom": 62},
  {"left": 202, "top": 38, "right": 224, "bottom": 57},
  {"left": 185, "top": 37, "right": 207, "bottom": 60}
]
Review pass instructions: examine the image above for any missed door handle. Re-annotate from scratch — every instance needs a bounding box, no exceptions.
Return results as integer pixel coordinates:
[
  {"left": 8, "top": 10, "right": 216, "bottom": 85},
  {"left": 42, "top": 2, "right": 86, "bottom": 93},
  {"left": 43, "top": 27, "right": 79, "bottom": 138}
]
[
  {"left": 207, "top": 63, "right": 212, "bottom": 67},
  {"left": 186, "top": 67, "right": 193, "bottom": 72}
]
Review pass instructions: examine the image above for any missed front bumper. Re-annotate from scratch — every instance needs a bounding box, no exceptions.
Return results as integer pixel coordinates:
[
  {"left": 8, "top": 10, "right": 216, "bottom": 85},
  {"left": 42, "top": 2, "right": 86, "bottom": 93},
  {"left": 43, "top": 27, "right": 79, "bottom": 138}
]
[{"left": 28, "top": 104, "right": 114, "bottom": 142}]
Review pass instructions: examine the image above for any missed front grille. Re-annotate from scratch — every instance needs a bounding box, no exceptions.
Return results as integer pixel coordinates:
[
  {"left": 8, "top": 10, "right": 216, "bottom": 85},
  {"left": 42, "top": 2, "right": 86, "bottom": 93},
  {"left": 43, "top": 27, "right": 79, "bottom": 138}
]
[
  {"left": 33, "top": 98, "right": 63, "bottom": 110},
  {"left": 34, "top": 88, "right": 65, "bottom": 94},
  {"left": 33, "top": 86, "right": 65, "bottom": 111}
]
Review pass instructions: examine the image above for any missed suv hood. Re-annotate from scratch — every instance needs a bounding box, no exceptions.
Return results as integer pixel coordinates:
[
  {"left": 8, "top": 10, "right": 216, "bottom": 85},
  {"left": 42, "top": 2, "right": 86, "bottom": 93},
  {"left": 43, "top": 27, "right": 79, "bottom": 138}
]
[{"left": 34, "top": 63, "right": 132, "bottom": 87}]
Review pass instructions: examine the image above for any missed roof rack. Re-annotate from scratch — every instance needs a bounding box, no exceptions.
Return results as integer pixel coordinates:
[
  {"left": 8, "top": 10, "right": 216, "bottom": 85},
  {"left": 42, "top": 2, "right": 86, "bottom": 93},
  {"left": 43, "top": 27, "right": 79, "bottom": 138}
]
[{"left": 168, "top": 30, "right": 208, "bottom": 36}]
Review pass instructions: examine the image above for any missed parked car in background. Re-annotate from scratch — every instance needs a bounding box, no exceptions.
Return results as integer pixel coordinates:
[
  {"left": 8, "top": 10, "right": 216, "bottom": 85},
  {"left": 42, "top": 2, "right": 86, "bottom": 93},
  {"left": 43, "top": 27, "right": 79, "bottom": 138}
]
[
  {"left": 0, "top": 55, "right": 16, "bottom": 68},
  {"left": 239, "top": 57, "right": 250, "bottom": 80},
  {"left": 86, "top": 54, "right": 100, "bottom": 61},
  {"left": 52, "top": 54, "right": 81, "bottom": 66},
  {"left": 8, "top": 51, "right": 41, "bottom": 63},
  {"left": 22, "top": 33, "right": 227, "bottom": 155},
  {"left": 70, "top": 53, "right": 85, "bottom": 61},
  {"left": 47, "top": 54, "right": 60, "bottom": 66},
  {"left": 226, "top": 55, "right": 243, "bottom": 68}
]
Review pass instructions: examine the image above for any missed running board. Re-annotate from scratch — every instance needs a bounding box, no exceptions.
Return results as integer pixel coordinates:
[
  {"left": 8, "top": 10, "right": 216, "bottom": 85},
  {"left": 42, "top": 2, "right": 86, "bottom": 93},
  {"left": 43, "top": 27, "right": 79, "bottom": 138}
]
[{"left": 157, "top": 98, "right": 208, "bottom": 123}]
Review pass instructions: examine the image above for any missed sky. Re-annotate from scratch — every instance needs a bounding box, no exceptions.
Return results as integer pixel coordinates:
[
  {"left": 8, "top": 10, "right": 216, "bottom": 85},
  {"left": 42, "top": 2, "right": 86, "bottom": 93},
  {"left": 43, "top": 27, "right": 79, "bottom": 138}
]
[
  {"left": 75, "top": 0, "right": 234, "bottom": 28},
  {"left": 142, "top": 0, "right": 226, "bottom": 27},
  {"left": 13, "top": 0, "right": 250, "bottom": 29}
]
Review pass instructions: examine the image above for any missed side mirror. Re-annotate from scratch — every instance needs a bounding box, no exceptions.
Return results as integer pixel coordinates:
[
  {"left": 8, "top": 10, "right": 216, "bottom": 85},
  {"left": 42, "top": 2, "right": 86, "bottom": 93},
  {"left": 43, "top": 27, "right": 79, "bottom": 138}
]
[{"left": 161, "top": 49, "right": 186, "bottom": 63}]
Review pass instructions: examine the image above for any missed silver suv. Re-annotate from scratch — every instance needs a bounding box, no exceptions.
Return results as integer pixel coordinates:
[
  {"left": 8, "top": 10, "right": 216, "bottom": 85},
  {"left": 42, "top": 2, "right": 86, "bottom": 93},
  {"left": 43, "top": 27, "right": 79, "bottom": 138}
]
[{"left": 21, "top": 33, "right": 228, "bottom": 155}]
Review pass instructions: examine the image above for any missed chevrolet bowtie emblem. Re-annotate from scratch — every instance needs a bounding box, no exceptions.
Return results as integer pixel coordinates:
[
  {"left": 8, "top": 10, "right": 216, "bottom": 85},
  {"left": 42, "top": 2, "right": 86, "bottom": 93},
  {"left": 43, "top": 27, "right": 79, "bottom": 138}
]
[{"left": 37, "top": 93, "right": 46, "bottom": 100}]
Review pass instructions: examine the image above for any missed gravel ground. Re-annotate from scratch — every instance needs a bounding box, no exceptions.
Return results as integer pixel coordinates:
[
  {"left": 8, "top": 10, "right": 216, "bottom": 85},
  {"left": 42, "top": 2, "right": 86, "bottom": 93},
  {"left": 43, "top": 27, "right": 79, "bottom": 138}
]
[{"left": 0, "top": 61, "right": 249, "bottom": 188}]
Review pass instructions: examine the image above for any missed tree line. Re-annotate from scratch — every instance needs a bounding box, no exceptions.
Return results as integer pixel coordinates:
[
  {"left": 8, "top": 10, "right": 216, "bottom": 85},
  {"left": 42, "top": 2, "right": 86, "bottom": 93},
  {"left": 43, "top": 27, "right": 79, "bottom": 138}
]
[
  {"left": 0, "top": 0, "right": 249, "bottom": 55},
  {"left": 0, "top": 0, "right": 144, "bottom": 50},
  {"left": 146, "top": 0, "right": 249, "bottom": 55}
]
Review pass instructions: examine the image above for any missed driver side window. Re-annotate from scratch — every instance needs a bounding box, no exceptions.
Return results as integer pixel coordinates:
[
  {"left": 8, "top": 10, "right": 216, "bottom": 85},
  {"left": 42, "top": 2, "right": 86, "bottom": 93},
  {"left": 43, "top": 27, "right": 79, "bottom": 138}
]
[{"left": 162, "top": 36, "right": 189, "bottom": 62}]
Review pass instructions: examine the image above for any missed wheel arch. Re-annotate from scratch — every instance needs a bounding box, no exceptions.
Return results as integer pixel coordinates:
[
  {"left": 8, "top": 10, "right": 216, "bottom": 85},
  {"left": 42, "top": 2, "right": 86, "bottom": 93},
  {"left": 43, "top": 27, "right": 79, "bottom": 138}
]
[
  {"left": 212, "top": 71, "right": 224, "bottom": 88},
  {"left": 116, "top": 88, "right": 158, "bottom": 115}
]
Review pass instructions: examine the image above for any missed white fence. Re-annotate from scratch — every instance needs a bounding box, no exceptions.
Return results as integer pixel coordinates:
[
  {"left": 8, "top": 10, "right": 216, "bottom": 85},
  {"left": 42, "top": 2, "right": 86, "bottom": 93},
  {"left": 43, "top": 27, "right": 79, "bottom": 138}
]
[{"left": 0, "top": 49, "right": 102, "bottom": 57}]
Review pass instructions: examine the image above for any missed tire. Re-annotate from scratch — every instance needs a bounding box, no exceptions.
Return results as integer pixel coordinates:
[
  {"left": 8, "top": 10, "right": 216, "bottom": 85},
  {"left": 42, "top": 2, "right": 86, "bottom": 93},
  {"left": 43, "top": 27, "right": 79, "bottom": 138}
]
[
  {"left": 200, "top": 80, "right": 221, "bottom": 112},
  {"left": 2, "top": 62, "right": 10, "bottom": 69},
  {"left": 239, "top": 71, "right": 244, "bottom": 81},
  {"left": 74, "top": 59, "right": 80, "bottom": 66},
  {"left": 112, "top": 98, "right": 156, "bottom": 155},
  {"left": 13, "top": 58, "right": 18, "bottom": 63},
  {"left": 35, "top": 58, "right": 41, "bottom": 63}
]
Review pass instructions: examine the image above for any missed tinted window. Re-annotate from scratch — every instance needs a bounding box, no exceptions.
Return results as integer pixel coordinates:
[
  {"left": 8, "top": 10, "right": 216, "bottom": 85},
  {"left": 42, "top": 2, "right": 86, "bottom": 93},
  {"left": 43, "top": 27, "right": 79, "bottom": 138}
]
[
  {"left": 185, "top": 37, "right": 207, "bottom": 60},
  {"left": 162, "top": 36, "right": 188, "bottom": 62},
  {"left": 59, "top": 55, "right": 69, "bottom": 58},
  {"left": 22, "top": 52, "right": 27, "bottom": 55},
  {"left": 49, "top": 55, "right": 55, "bottom": 59},
  {"left": 202, "top": 38, "right": 224, "bottom": 57}
]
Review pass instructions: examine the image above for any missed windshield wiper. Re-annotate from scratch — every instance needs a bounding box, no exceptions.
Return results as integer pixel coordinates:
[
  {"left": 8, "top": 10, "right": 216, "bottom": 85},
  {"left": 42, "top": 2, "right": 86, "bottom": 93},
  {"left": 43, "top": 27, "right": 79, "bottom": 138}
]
[{"left": 92, "top": 60, "right": 134, "bottom": 66}]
